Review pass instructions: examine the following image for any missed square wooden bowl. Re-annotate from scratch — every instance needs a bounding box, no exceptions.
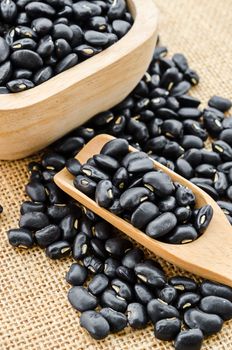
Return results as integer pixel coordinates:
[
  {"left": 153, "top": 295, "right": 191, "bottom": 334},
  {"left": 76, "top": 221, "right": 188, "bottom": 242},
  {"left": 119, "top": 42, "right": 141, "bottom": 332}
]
[{"left": 0, "top": 0, "right": 158, "bottom": 160}]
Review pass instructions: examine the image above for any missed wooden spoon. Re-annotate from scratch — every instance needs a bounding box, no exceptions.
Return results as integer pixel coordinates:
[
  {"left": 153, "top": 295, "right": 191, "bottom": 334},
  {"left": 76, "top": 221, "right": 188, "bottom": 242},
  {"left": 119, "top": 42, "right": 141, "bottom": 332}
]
[{"left": 54, "top": 134, "right": 232, "bottom": 287}]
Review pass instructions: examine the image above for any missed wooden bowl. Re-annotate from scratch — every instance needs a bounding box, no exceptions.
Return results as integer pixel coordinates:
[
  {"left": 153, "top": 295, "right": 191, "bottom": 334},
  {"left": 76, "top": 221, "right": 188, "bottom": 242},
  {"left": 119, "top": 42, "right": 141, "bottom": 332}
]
[{"left": 0, "top": 0, "right": 159, "bottom": 160}]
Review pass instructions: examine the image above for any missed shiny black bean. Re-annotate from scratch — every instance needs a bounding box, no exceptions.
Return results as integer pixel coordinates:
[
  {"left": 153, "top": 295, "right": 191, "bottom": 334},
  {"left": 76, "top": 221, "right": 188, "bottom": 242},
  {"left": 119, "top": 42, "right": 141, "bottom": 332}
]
[
  {"left": 74, "top": 175, "right": 97, "bottom": 197},
  {"left": 146, "top": 212, "right": 177, "bottom": 239},
  {"left": 101, "top": 289, "right": 127, "bottom": 312},
  {"left": 11, "top": 50, "right": 43, "bottom": 70},
  {"left": 93, "top": 154, "right": 120, "bottom": 173},
  {"left": 7, "top": 78, "right": 34, "bottom": 92},
  {"left": 164, "top": 224, "right": 198, "bottom": 244},
  {"left": 95, "top": 180, "right": 114, "bottom": 208},
  {"left": 199, "top": 296, "right": 232, "bottom": 321},
  {"left": 25, "top": 181, "right": 47, "bottom": 202},
  {"left": 122, "top": 248, "right": 144, "bottom": 269},
  {"left": 92, "top": 221, "right": 112, "bottom": 241},
  {"left": 213, "top": 140, "right": 232, "bottom": 161},
  {"left": 203, "top": 110, "right": 223, "bottom": 136},
  {"left": 73, "top": 232, "right": 89, "bottom": 259},
  {"left": 131, "top": 202, "right": 159, "bottom": 229},
  {"left": 55, "top": 53, "right": 78, "bottom": 74},
  {"left": 83, "top": 255, "right": 103, "bottom": 274},
  {"left": 134, "top": 262, "right": 166, "bottom": 288},
  {"left": 88, "top": 274, "right": 109, "bottom": 295},
  {"left": 37, "top": 35, "right": 54, "bottom": 57},
  {"left": 172, "top": 53, "right": 188, "bottom": 72},
  {"left": 169, "top": 276, "right": 197, "bottom": 292},
  {"left": 184, "top": 308, "right": 223, "bottom": 336},
  {"left": 177, "top": 94, "right": 201, "bottom": 108},
  {"left": 115, "top": 265, "right": 136, "bottom": 284},
  {"left": 126, "top": 303, "right": 148, "bottom": 329},
  {"left": 100, "top": 308, "right": 127, "bottom": 333},
  {"left": 101, "top": 138, "right": 129, "bottom": 160},
  {"left": 104, "top": 258, "right": 120, "bottom": 279},
  {"left": 213, "top": 171, "right": 228, "bottom": 194},
  {"left": 79, "top": 217, "right": 93, "bottom": 238},
  {"left": 20, "top": 201, "right": 45, "bottom": 215},
  {"left": 80, "top": 310, "right": 110, "bottom": 340},
  {"left": 45, "top": 240, "right": 71, "bottom": 259},
  {"left": 175, "top": 159, "right": 193, "bottom": 179},
  {"left": 19, "top": 212, "right": 49, "bottom": 230},
  {"left": 111, "top": 278, "right": 133, "bottom": 301},
  {"left": 74, "top": 44, "right": 101, "bottom": 58},
  {"left": 35, "top": 224, "right": 60, "bottom": 247},
  {"left": 183, "top": 148, "right": 202, "bottom": 167},
  {"left": 222, "top": 116, "right": 232, "bottom": 129},
  {"left": 175, "top": 186, "right": 195, "bottom": 207},
  {"left": 183, "top": 119, "right": 208, "bottom": 141},
  {"left": 34, "top": 66, "right": 54, "bottom": 85},
  {"left": 25, "top": 2, "right": 55, "bottom": 18},
  {"left": 219, "top": 129, "right": 232, "bottom": 147},
  {"left": 159, "top": 196, "right": 176, "bottom": 212},
  {"left": 119, "top": 187, "right": 151, "bottom": 210},
  {"left": 47, "top": 204, "right": 70, "bottom": 222},
  {"left": 108, "top": 0, "right": 126, "bottom": 20},
  {"left": 181, "top": 135, "right": 203, "bottom": 150},
  {"left": 154, "top": 317, "right": 181, "bottom": 341},
  {"left": 184, "top": 68, "right": 200, "bottom": 85},
  {"left": 163, "top": 141, "right": 185, "bottom": 159},
  {"left": 161, "top": 119, "right": 183, "bottom": 139},
  {"left": 200, "top": 280, "right": 232, "bottom": 301},
  {"left": 170, "top": 80, "right": 191, "bottom": 96},
  {"left": 52, "top": 23, "right": 73, "bottom": 41},
  {"left": 193, "top": 205, "right": 213, "bottom": 234},
  {"left": 127, "top": 157, "right": 154, "bottom": 174},
  {"left": 7, "top": 228, "right": 34, "bottom": 248},
  {"left": 84, "top": 30, "right": 109, "bottom": 46},
  {"left": 174, "top": 206, "right": 191, "bottom": 224},
  {"left": 68, "top": 286, "right": 97, "bottom": 312},
  {"left": 143, "top": 171, "right": 174, "bottom": 197},
  {"left": 197, "top": 183, "right": 219, "bottom": 200},
  {"left": 175, "top": 292, "right": 200, "bottom": 311},
  {"left": 158, "top": 285, "right": 178, "bottom": 304},
  {"left": 208, "top": 95, "right": 231, "bottom": 112},
  {"left": 134, "top": 283, "right": 154, "bottom": 304},
  {"left": 90, "top": 238, "right": 106, "bottom": 259},
  {"left": 59, "top": 214, "right": 78, "bottom": 241},
  {"left": 174, "top": 329, "right": 204, "bottom": 350},
  {"left": 66, "top": 263, "right": 88, "bottom": 286},
  {"left": 12, "top": 38, "right": 37, "bottom": 51},
  {"left": 147, "top": 299, "right": 180, "bottom": 325},
  {"left": 105, "top": 237, "right": 132, "bottom": 257},
  {"left": 31, "top": 17, "right": 53, "bottom": 36}
]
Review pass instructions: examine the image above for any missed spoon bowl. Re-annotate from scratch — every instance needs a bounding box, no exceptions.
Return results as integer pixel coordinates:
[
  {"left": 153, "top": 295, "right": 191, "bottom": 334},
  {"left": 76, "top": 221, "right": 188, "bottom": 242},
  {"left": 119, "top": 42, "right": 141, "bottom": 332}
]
[{"left": 54, "top": 134, "right": 232, "bottom": 287}]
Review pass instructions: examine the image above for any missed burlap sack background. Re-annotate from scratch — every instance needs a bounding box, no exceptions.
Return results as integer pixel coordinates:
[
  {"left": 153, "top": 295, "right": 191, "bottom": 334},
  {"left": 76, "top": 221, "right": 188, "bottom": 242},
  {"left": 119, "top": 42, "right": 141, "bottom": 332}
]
[{"left": 1, "top": 0, "right": 232, "bottom": 349}]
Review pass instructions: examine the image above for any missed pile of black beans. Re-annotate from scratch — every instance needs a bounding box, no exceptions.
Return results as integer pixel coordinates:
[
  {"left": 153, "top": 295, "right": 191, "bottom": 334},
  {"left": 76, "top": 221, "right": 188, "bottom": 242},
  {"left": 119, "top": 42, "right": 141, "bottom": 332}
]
[
  {"left": 7, "top": 43, "right": 232, "bottom": 350},
  {"left": 73, "top": 138, "right": 213, "bottom": 243},
  {"left": 0, "top": 0, "right": 132, "bottom": 93}
]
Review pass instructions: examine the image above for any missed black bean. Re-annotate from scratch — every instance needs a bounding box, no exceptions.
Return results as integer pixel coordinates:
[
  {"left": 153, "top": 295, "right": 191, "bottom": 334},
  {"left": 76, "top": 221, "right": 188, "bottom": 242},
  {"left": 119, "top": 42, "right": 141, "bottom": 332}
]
[
  {"left": 116, "top": 265, "right": 136, "bottom": 284},
  {"left": 154, "top": 317, "right": 181, "bottom": 341},
  {"left": 100, "top": 138, "right": 129, "bottom": 160},
  {"left": 122, "top": 248, "right": 144, "bottom": 269},
  {"left": 93, "top": 154, "right": 120, "bottom": 172},
  {"left": 74, "top": 175, "right": 97, "bottom": 197},
  {"left": 35, "top": 224, "right": 60, "bottom": 247},
  {"left": 101, "top": 289, "right": 127, "bottom": 312},
  {"left": 83, "top": 255, "right": 103, "bottom": 274},
  {"left": 119, "top": 187, "right": 151, "bottom": 210},
  {"left": 55, "top": 53, "right": 78, "bottom": 74},
  {"left": 169, "top": 276, "right": 197, "bottom": 292},
  {"left": 200, "top": 280, "right": 232, "bottom": 301},
  {"left": 147, "top": 299, "right": 180, "bottom": 325},
  {"left": 90, "top": 238, "right": 107, "bottom": 259},
  {"left": 11, "top": 50, "right": 43, "bottom": 70},
  {"left": 79, "top": 217, "right": 93, "bottom": 238},
  {"left": 217, "top": 200, "right": 232, "bottom": 215},
  {"left": 158, "top": 285, "right": 178, "bottom": 304},
  {"left": 45, "top": 240, "right": 71, "bottom": 259},
  {"left": 0, "top": 61, "right": 13, "bottom": 83},
  {"left": 134, "top": 262, "right": 166, "bottom": 288},
  {"left": 95, "top": 180, "right": 114, "bottom": 208},
  {"left": 175, "top": 186, "right": 195, "bottom": 207},
  {"left": 172, "top": 53, "right": 189, "bottom": 72},
  {"left": 126, "top": 303, "right": 148, "bottom": 329},
  {"left": 66, "top": 263, "right": 88, "bottom": 286},
  {"left": 74, "top": 44, "right": 101, "bottom": 58},
  {"left": 175, "top": 292, "right": 201, "bottom": 311},
  {"left": 213, "top": 140, "right": 232, "bottom": 161},
  {"left": 19, "top": 212, "right": 49, "bottom": 230},
  {"left": 133, "top": 283, "right": 154, "bottom": 305},
  {"left": 25, "top": 2, "right": 56, "bottom": 18},
  {"left": 105, "top": 237, "right": 132, "bottom": 258},
  {"left": 88, "top": 274, "right": 109, "bottom": 295},
  {"left": 0, "top": 37, "right": 10, "bottom": 64},
  {"left": 73, "top": 232, "right": 89, "bottom": 259},
  {"left": 32, "top": 17, "right": 53, "bottom": 35},
  {"left": 100, "top": 308, "right": 127, "bottom": 333},
  {"left": 104, "top": 258, "right": 120, "bottom": 279},
  {"left": 219, "top": 129, "right": 232, "bottom": 147},
  {"left": 20, "top": 201, "right": 45, "bottom": 215},
  {"left": 177, "top": 94, "right": 201, "bottom": 108},
  {"left": 127, "top": 157, "right": 154, "bottom": 174},
  {"left": 7, "top": 78, "right": 34, "bottom": 92},
  {"left": 184, "top": 68, "right": 200, "bottom": 86},
  {"left": 80, "top": 311, "right": 110, "bottom": 340},
  {"left": 146, "top": 212, "right": 177, "bottom": 239},
  {"left": 184, "top": 308, "right": 223, "bottom": 336},
  {"left": 7, "top": 228, "right": 34, "bottom": 248},
  {"left": 174, "top": 329, "right": 204, "bottom": 350},
  {"left": 131, "top": 202, "right": 159, "bottom": 229},
  {"left": 193, "top": 205, "right": 213, "bottom": 233},
  {"left": 143, "top": 171, "right": 174, "bottom": 197},
  {"left": 37, "top": 35, "right": 54, "bottom": 57},
  {"left": 13, "top": 68, "right": 33, "bottom": 80},
  {"left": 12, "top": 38, "right": 37, "bottom": 51},
  {"left": 208, "top": 95, "right": 232, "bottom": 112},
  {"left": 92, "top": 221, "right": 111, "bottom": 241},
  {"left": 170, "top": 81, "right": 191, "bottom": 96},
  {"left": 107, "top": 0, "right": 126, "bottom": 20},
  {"left": 199, "top": 296, "right": 232, "bottom": 321},
  {"left": 164, "top": 225, "right": 198, "bottom": 244}
]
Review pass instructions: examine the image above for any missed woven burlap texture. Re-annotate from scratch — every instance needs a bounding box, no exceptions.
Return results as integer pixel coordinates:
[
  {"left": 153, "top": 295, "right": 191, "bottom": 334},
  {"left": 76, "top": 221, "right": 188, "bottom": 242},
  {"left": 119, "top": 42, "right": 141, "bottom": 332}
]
[{"left": 1, "top": 0, "right": 232, "bottom": 349}]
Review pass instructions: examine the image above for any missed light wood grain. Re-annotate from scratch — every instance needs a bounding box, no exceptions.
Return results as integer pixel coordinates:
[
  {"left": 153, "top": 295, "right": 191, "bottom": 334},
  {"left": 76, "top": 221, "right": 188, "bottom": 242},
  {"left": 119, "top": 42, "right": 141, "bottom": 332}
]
[
  {"left": 0, "top": 0, "right": 159, "bottom": 160},
  {"left": 54, "top": 134, "right": 232, "bottom": 287}
]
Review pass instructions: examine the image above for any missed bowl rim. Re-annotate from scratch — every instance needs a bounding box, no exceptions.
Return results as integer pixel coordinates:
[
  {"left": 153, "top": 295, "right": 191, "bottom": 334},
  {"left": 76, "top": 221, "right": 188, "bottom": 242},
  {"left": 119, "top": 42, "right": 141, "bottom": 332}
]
[{"left": 0, "top": 0, "right": 159, "bottom": 110}]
